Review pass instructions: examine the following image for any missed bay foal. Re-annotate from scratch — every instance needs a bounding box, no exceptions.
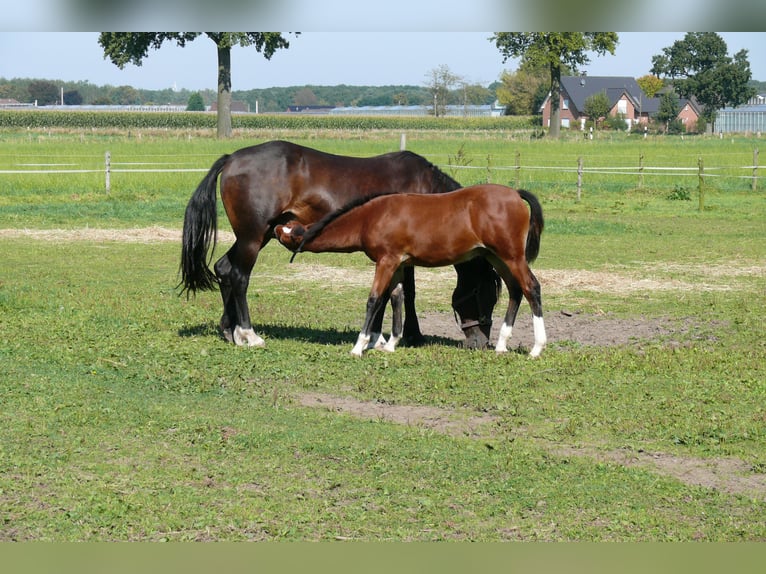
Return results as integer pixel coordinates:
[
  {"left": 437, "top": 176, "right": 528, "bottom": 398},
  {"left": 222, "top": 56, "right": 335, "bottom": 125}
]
[{"left": 275, "top": 184, "right": 547, "bottom": 357}]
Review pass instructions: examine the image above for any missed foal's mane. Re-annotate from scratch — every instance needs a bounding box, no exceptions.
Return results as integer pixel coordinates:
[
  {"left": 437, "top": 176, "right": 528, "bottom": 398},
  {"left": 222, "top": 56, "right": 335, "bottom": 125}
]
[{"left": 296, "top": 191, "right": 397, "bottom": 253}]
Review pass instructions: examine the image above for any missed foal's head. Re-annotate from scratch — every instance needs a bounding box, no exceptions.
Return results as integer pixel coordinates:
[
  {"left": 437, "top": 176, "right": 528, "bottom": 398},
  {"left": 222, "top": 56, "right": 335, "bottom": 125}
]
[{"left": 274, "top": 222, "right": 307, "bottom": 251}]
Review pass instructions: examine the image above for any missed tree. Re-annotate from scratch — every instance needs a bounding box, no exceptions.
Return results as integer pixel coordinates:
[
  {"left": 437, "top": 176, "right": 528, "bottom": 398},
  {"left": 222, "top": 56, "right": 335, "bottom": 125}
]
[
  {"left": 636, "top": 74, "right": 664, "bottom": 98},
  {"left": 186, "top": 92, "right": 205, "bottom": 111},
  {"left": 655, "top": 91, "right": 681, "bottom": 133},
  {"left": 424, "top": 64, "right": 461, "bottom": 117},
  {"left": 497, "top": 68, "right": 548, "bottom": 116},
  {"left": 63, "top": 90, "right": 83, "bottom": 105},
  {"left": 583, "top": 91, "right": 610, "bottom": 128},
  {"left": 98, "top": 33, "right": 298, "bottom": 138},
  {"left": 650, "top": 32, "right": 755, "bottom": 125},
  {"left": 490, "top": 33, "right": 618, "bottom": 138},
  {"left": 293, "top": 87, "right": 318, "bottom": 107},
  {"left": 28, "top": 80, "right": 60, "bottom": 105}
]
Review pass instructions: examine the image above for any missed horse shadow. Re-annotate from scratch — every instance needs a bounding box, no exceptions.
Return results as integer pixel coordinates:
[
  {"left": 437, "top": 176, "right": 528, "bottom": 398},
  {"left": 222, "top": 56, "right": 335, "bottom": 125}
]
[{"left": 178, "top": 322, "right": 462, "bottom": 348}]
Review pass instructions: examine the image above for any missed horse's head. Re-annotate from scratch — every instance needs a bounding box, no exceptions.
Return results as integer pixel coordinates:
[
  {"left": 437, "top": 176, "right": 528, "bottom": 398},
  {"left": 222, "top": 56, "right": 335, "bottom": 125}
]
[
  {"left": 274, "top": 222, "right": 307, "bottom": 251},
  {"left": 451, "top": 258, "right": 501, "bottom": 349}
]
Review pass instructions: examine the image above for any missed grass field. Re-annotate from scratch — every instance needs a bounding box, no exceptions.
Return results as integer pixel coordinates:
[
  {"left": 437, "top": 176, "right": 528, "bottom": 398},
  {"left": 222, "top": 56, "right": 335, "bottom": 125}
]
[{"left": 1, "top": 127, "right": 765, "bottom": 541}]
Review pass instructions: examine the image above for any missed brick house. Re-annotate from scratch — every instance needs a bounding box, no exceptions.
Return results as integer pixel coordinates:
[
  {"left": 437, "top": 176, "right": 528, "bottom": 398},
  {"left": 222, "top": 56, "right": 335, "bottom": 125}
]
[
  {"left": 539, "top": 76, "right": 701, "bottom": 131},
  {"left": 540, "top": 76, "right": 656, "bottom": 130}
]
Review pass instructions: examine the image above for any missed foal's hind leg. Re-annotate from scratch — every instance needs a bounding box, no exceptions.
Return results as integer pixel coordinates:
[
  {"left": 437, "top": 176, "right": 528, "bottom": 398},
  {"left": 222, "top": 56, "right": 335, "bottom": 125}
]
[
  {"left": 489, "top": 257, "right": 546, "bottom": 357},
  {"left": 495, "top": 277, "right": 523, "bottom": 354}
]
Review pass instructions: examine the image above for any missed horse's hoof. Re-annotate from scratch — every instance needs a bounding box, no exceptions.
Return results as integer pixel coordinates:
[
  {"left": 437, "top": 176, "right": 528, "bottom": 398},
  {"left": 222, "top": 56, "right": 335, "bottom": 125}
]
[
  {"left": 233, "top": 326, "right": 266, "bottom": 348},
  {"left": 402, "top": 333, "right": 426, "bottom": 348},
  {"left": 222, "top": 328, "right": 234, "bottom": 343}
]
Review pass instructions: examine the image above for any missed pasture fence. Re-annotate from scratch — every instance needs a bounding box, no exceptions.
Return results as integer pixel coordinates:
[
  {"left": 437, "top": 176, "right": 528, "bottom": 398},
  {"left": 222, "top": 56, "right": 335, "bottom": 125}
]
[{"left": 0, "top": 146, "right": 761, "bottom": 204}]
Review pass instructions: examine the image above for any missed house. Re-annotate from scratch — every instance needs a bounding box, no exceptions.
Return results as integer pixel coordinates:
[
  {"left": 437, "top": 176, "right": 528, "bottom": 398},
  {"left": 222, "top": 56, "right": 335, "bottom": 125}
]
[
  {"left": 676, "top": 98, "right": 703, "bottom": 131},
  {"left": 540, "top": 76, "right": 656, "bottom": 130},
  {"left": 539, "top": 76, "right": 701, "bottom": 132}
]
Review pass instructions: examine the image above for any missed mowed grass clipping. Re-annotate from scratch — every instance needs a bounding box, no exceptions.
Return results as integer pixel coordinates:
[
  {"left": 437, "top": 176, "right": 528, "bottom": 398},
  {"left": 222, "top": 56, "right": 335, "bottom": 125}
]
[{"left": 1, "top": 129, "right": 765, "bottom": 541}]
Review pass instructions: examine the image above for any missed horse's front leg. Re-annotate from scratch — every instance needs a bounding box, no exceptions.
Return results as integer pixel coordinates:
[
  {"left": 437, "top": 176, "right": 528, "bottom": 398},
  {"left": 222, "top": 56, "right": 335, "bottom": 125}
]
[{"left": 401, "top": 267, "right": 425, "bottom": 347}]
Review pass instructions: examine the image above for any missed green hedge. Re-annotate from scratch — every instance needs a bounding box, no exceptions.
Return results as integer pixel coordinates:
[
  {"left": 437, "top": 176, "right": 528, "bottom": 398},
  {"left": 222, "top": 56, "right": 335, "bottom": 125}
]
[{"left": 0, "top": 110, "right": 536, "bottom": 132}]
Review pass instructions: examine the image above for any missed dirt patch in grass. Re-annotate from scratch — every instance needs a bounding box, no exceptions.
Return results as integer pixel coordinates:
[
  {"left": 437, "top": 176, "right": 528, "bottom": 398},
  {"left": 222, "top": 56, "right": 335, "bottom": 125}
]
[
  {"left": 298, "top": 391, "right": 500, "bottom": 438},
  {"left": 416, "top": 310, "right": 713, "bottom": 350},
  {"left": 297, "top": 391, "right": 766, "bottom": 498}
]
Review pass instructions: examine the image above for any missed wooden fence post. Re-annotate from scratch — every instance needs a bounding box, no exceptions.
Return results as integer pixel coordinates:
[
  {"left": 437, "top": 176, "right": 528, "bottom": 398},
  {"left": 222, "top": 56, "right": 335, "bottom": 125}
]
[
  {"left": 577, "top": 156, "right": 583, "bottom": 202},
  {"left": 400, "top": 133, "right": 407, "bottom": 151},
  {"left": 753, "top": 148, "right": 759, "bottom": 192},
  {"left": 515, "top": 150, "right": 521, "bottom": 189},
  {"left": 105, "top": 151, "right": 111, "bottom": 193},
  {"left": 638, "top": 153, "right": 644, "bottom": 188},
  {"left": 697, "top": 157, "right": 705, "bottom": 211}
]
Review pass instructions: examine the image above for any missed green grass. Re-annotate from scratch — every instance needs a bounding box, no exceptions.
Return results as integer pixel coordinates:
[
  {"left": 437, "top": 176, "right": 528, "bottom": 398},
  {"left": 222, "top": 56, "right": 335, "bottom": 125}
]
[{"left": 1, "top": 129, "right": 765, "bottom": 541}]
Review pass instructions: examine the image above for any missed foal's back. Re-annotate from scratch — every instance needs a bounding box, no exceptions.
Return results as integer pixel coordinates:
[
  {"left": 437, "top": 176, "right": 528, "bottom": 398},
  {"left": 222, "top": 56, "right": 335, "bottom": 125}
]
[{"left": 359, "top": 184, "right": 530, "bottom": 265}]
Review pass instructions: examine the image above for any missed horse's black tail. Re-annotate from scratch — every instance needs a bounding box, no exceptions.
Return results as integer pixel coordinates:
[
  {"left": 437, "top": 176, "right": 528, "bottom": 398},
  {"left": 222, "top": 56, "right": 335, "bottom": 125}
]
[
  {"left": 518, "top": 189, "right": 544, "bottom": 264},
  {"left": 179, "top": 154, "right": 229, "bottom": 296}
]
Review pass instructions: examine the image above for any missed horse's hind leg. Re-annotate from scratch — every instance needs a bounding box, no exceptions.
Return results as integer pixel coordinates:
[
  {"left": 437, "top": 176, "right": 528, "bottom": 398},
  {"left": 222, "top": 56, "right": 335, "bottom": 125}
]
[{"left": 214, "top": 241, "right": 264, "bottom": 348}]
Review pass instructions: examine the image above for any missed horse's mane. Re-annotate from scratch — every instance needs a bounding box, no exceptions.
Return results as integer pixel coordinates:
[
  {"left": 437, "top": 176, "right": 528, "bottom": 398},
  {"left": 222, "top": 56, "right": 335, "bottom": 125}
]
[
  {"left": 296, "top": 192, "right": 398, "bottom": 253},
  {"left": 398, "top": 150, "right": 462, "bottom": 193}
]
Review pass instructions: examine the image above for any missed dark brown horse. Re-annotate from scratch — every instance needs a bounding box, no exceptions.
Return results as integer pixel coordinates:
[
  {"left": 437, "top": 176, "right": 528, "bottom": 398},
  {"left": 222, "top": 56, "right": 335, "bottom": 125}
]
[
  {"left": 180, "top": 140, "right": 499, "bottom": 349},
  {"left": 275, "top": 184, "right": 547, "bottom": 357}
]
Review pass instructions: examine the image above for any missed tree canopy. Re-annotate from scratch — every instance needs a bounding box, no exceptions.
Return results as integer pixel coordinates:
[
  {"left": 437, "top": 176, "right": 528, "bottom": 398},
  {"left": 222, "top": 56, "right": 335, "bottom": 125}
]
[
  {"left": 98, "top": 33, "right": 297, "bottom": 137},
  {"left": 490, "top": 33, "right": 618, "bottom": 137},
  {"left": 650, "top": 32, "right": 755, "bottom": 124}
]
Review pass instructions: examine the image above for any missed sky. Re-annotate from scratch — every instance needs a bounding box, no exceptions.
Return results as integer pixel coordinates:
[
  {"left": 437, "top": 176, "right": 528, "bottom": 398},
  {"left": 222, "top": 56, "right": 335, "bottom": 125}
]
[{"left": 1, "top": 32, "right": 764, "bottom": 93}]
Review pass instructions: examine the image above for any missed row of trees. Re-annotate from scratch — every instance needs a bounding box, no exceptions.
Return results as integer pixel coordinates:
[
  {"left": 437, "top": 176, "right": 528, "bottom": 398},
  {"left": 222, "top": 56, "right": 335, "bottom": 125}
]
[
  {"left": 0, "top": 78, "right": 497, "bottom": 114},
  {"left": 4, "top": 33, "right": 759, "bottom": 138}
]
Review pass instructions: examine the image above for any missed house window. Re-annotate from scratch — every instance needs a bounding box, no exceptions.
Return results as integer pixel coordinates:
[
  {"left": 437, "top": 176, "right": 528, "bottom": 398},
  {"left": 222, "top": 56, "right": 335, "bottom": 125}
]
[
  {"left": 562, "top": 98, "right": 569, "bottom": 110},
  {"left": 561, "top": 118, "right": 570, "bottom": 128},
  {"left": 617, "top": 99, "right": 627, "bottom": 114}
]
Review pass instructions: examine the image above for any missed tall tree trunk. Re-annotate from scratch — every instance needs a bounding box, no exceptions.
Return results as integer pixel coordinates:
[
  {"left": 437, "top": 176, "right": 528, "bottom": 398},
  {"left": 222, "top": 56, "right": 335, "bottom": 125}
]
[
  {"left": 216, "top": 45, "right": 232, "bottom": 139},
  {"left": 549, "top": 63, "right": 561, "bottom": 138}
]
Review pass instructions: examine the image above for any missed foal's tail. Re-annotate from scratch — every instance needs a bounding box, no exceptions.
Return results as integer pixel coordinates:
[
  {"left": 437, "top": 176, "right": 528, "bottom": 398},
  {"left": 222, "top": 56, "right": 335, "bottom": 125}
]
[
  {"left": 179, "top": 154, "right": 229, "bottom": 295},
  {"left": 518, "top": 189, "right": 544, "bottom": 264}
]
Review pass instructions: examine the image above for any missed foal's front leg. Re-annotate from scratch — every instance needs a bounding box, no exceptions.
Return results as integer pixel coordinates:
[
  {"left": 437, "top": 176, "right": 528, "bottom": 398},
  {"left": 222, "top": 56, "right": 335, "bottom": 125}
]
[
  {"left": 351, "top": 294, "right": 388, "bottom": 357},
  {"left": 351, "top": 259, "right": 398, "bottom": 357},
  {"left": 382, "top": 283, "right": 404, "bottom": 352}
]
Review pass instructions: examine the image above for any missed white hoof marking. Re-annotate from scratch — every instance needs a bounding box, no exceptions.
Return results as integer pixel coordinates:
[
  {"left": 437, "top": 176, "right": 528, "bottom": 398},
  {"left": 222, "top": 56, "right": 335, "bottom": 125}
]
[
  {"left": 233, "top": 326, "right": 265, "bottom": 348},
  {"left": 369, "top": 333, "right": 387, "bottom": 350},
  {"left": 495, "top": 322, "right": 513, "bottom": 354},
  {"left": 351, "top": 332, "right": 371, "bottom": 357},
  {"left": 530, "top": 315, "right": 547, "bottom": 357}
]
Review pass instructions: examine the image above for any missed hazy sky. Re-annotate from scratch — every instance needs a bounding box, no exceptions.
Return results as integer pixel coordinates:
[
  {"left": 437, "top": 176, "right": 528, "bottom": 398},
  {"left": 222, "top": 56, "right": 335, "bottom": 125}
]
[{"left": 1, "top": 32, "right": 764, "bottom": 92}]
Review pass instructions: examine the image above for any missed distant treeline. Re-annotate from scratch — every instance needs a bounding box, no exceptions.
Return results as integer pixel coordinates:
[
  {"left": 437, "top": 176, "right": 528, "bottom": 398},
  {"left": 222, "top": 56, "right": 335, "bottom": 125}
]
[{"left": 0, "top": 78, "right": 500, "bottom": 112}]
